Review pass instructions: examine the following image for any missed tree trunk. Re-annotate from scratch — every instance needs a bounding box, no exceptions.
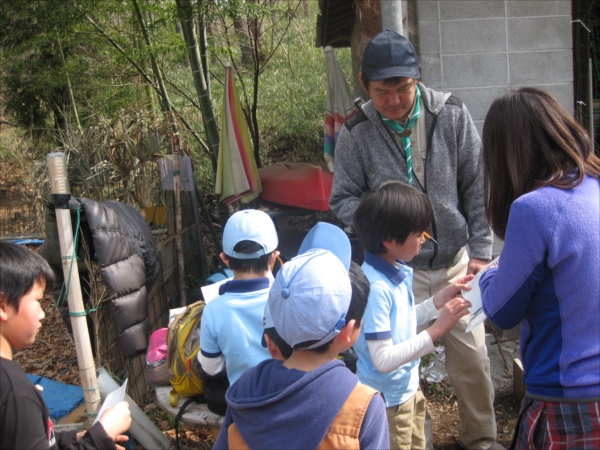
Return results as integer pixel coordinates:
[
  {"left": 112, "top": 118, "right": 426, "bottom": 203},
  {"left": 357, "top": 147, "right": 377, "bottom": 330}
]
[
  {"left": 234, "top": 18, "right": 253, "bottom": 67},
  {"left": 176, "top": 0, "right": 219, "bottom": 176},
  {"left": 132, "top": 0, "right": 187, "bottom": 307}
]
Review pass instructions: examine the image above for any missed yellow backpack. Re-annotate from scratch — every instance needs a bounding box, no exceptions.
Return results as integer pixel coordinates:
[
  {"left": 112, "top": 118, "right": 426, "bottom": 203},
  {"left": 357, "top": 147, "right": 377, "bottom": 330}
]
[{"left": 166, "top": 300, "right": 206, "bottom": 405}]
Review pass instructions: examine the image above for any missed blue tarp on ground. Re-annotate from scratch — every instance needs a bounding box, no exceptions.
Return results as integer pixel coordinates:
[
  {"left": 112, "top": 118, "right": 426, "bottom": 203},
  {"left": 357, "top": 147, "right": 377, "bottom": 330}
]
[{"left": 26, "top": 374, "right": 84, "bottom": 419}]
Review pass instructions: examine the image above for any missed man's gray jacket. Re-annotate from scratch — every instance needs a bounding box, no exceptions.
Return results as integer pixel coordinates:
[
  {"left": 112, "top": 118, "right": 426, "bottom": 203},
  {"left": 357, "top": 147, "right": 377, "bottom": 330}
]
[{"left": 329, "top": 82, "right": 492, "bottom": 271}]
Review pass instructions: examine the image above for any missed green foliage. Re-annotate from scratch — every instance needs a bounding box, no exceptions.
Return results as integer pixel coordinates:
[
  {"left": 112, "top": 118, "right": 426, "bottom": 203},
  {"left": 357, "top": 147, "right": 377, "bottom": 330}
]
[{"left": 0, "top": 0, "right": 354, "bottom": 198}]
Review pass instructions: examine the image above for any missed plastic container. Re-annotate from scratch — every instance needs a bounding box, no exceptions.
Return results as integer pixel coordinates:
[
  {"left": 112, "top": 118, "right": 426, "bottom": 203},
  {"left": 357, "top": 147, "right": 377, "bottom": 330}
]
[
  {"left": 96, "top": 368, "right": 171, "bottom": 450},
  {"left": 258, "top": 162, "right": 333, "bottom": 211}
]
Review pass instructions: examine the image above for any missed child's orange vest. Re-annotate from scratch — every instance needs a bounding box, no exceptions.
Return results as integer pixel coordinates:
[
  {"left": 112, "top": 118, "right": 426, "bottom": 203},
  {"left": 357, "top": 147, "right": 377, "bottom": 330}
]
[{"left": 226, "top": 383, "right": 378, "bottom": 449}]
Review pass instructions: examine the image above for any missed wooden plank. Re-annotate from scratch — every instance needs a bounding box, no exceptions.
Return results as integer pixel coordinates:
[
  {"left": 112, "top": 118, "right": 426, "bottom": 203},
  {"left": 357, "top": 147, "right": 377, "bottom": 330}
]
[
  {"left": 0, "top": 233, "right": 45, "bottom": 240},
  {"left": 513, "top": 358, "right": 526, "bottom": 402},
  {"left": 155, "top": 386, "right": 224, "bottom": 430}
]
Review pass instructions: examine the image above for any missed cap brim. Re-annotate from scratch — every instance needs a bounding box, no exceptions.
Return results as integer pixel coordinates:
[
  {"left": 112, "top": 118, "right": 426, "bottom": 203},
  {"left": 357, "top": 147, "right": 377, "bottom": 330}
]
[
  {"left": 364, "top": 65, "right": 420, "bottom": 81},
  {"left": 298, "top": 222, "right": 351, "bottom": 270}
]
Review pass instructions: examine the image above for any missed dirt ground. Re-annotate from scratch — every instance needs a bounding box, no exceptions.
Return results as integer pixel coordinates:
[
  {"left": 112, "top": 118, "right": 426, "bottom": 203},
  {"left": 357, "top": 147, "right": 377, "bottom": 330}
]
[
  {"left": 14, "top": 269, "right": 522, "bottom": 450},
  {"left": 423, "top": 323, "right": 521, "bottom": 449}
]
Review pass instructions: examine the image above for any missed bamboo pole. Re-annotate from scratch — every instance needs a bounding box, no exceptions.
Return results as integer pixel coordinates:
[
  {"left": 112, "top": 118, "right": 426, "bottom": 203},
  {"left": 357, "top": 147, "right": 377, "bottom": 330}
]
[
  {"left": 176, "top": 0, "right": 220, "bottom": 177},
  {"left": 47, "top": 153, "right": 101, "bottom": 421}
]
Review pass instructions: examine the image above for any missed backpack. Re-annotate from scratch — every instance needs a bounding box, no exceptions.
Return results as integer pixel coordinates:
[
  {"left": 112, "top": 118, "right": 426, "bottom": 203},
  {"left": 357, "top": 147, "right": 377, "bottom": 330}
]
[{"left": 167, "top": 300, "right": 206, "bottom": 404}]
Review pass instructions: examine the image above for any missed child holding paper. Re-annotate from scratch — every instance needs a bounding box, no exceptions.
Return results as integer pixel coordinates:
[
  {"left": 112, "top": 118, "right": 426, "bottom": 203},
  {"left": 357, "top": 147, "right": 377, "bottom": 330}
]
[
  {"left": 0, "top": 241, "right": 132, "bottom": 450},
  {"left": 480, "top": 88, "right": 600, "bottom": 449}
]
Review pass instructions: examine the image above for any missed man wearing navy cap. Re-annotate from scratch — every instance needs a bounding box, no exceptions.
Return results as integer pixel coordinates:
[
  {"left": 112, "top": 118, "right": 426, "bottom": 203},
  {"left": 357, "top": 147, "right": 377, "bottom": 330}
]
[{"left": 330, "top": 30, "right": 500, "bottom": 450}]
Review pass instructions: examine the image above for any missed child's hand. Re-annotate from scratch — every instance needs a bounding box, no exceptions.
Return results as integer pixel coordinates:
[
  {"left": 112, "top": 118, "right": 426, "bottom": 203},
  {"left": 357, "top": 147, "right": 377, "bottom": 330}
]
[
  {"left": 432, "top": 275, "right": 474, "bottom": 310},
  {"left": 99, "top": 401, "right": 132, "bottom": 440},
  {"left": 427, "top": 297, "right": 472, "bottom": 342}
]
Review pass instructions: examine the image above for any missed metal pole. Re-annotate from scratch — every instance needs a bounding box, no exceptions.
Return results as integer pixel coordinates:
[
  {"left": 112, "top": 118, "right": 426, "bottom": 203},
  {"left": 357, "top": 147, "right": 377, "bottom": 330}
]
[
  {"left": 381, "top": 0, "right": 403, "bottom": 36},
  {"left": 47, "top": 153, "right": 101, "bottom": 421}
]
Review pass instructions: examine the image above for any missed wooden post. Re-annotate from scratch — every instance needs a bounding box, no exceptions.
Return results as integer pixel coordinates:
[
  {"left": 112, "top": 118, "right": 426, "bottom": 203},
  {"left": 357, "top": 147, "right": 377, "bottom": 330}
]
[
  {"left": 47, "top": 153, "right": 101, "bottom": 421},
  {"left": 172, "top": 135, "right": 186, "bottom": 306}
]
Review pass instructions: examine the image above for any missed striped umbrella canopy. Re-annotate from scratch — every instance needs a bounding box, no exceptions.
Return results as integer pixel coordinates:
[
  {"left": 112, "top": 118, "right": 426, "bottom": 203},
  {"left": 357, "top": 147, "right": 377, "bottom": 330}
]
[
  {"left": 324, "top": 46, "right": 357, "bottom": 172},
  {"left": 215, "top": 64, "right": 261, "bottom": 205}
]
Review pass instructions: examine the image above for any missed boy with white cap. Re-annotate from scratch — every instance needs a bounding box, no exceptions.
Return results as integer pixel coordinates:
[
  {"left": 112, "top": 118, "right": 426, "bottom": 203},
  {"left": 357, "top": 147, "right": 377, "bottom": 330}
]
[
  {"left": 214, "top": 249, "right": 389, "bottom": 449},
  {"left": 199, "top": 210, "right": 280, "bottom": 385}
]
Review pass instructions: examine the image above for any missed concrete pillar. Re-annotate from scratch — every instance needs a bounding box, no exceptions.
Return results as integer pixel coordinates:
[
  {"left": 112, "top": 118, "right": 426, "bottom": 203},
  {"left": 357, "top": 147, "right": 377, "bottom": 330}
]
[{"left": 381, "top": 0, "right": 403, "bottom": 36}]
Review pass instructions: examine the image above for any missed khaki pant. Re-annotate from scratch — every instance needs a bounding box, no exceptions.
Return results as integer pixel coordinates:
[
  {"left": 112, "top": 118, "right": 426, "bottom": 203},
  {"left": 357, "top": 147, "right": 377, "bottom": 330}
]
[
  {"left": 413, "top": 251, "right": 496, "bottom": 450},
  {"left": 386, "top": 389, "right": 426, "bottom": 450}
]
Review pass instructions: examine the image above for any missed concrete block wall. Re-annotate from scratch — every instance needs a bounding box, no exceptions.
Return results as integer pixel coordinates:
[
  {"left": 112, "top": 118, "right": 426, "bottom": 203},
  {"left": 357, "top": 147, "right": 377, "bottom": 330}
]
[{"left": 414, "top": 0, "right": 573, "bottom": 135}]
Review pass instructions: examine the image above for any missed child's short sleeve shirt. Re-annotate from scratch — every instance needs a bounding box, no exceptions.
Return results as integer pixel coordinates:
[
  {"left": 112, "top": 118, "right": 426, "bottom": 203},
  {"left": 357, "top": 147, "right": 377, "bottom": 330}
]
[
  {"left": 200, "top": 278, "right": 272, "bottom": 385},
  {"left": 354, "top": 253, "right": 420, "bottom": 407}
]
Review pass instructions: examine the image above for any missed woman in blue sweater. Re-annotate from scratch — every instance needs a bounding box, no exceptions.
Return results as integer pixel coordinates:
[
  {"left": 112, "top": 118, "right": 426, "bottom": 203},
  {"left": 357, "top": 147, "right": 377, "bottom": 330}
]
[{"left": 479, "top": 88, "right": 600, "bottom": 450}]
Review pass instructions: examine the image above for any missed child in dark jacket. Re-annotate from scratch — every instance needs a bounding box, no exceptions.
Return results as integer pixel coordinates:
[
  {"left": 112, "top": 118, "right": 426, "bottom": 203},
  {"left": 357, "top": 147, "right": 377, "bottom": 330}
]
[{"left": 0, "top": 241, "right": 131, "bottom": 450}]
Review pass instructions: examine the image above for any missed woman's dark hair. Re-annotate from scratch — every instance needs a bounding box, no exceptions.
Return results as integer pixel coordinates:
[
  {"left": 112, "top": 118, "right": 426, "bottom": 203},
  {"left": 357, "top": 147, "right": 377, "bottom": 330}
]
[
  {"left": 353, "top": 181, "right": 432, "bottom": 254},
  {"left": 226, "top": 240, "right": 272, "bottom": 274},
  {"left": 482, "top": 87, "right": 600, "bottom": 239},
  {"left": 0, "top": 241, "right": 55, "bottom": 310},
  {"left": 294, "top": 261, "right": 370, "bottom": 354}
]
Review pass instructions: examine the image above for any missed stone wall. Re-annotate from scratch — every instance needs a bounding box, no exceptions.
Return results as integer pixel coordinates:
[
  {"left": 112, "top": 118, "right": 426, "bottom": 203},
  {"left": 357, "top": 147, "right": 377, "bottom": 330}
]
[{"left": 413, "top": 0, "right": 573, "bottom": 134}]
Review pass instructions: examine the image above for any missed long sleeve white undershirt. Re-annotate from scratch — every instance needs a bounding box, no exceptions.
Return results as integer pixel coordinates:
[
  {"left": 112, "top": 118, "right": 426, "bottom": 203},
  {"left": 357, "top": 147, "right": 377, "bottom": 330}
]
[
  {"left": 367, "top": 297, "right": 439, "bottom": 374},
  {"left": 199, "top": 353, "right": 225, "bottom": 375}
]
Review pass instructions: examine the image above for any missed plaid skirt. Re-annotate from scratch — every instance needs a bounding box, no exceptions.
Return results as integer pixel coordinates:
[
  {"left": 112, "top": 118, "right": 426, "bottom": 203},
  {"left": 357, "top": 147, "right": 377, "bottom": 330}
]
[{"left": 510, "top": 396, "right": 600, "bottom": 450}]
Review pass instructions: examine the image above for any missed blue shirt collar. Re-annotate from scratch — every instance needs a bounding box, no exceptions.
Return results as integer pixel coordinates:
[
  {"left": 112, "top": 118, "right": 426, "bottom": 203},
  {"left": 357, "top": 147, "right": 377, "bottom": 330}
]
[
  {"left": 364, "top": 252, "right": 409, "bottom": 285},
  {"left": 218, "top": 277, "right": 270, "bottom": 295}
]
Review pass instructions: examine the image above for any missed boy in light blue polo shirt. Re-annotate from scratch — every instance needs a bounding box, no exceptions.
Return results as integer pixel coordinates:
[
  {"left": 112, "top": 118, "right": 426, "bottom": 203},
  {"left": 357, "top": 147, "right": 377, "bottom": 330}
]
[
  {"left": 199, "top": 209, "right": 280, "bottom": 385},
  {"left": 352, "top": 181, "right": 473, "bottom": 450}
]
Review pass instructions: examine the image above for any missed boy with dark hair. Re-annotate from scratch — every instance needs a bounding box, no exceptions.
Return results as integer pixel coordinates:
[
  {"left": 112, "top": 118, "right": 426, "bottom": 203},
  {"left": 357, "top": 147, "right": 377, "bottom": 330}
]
[
  {"left": 353, "top": 181, "right": 473, "bottom": 450},
  {"left": 214, "top": 249, "right": 389, "bottom": 449},
  {"left": 261, "top": 221, "right": 351, "bottom": 361},
  {"left": 199, "top": 209, "right": 280, "bottom": 385},
  {"left": 0, "top": 241, "right": 131, "bottom": 450}
]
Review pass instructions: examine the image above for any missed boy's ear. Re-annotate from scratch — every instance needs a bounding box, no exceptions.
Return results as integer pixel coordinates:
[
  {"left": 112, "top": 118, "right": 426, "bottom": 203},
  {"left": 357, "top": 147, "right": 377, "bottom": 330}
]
[
  {"left": 264, "top": 333, "right": 285, "bottom": 361},
  {"left": 382, "top": 239, "right": 395, "bottom": 251},
  {"left": 0, "top": 295, "right": 9, "bottom": 322},
  {"left": 336, "top": 319, "right": 357, "bottom": 346},
  {"left": 219, "top": 252, "right": 230, "bottom": 267}
]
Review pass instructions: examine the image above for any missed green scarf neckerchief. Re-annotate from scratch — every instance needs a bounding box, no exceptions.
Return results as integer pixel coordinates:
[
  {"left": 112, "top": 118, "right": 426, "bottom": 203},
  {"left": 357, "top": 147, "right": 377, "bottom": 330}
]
[{"left": 379, "top": 86, "right": 422, "bottom": 186}]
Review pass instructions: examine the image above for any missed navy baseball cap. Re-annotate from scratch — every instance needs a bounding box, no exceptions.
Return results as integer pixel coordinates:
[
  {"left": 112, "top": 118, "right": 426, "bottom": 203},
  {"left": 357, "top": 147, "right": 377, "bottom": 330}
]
[{"left": 362, "top": 29, "right": 420, "bottom": 81}]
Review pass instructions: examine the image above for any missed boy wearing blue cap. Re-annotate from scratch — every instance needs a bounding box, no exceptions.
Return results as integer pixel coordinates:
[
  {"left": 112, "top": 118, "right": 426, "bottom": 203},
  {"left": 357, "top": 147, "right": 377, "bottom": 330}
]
[
  {"left": 353, "top": 181, "right": 473, "bottom": 450},
  {"left": 214, "top": 249, "right": 389, "bottom": 449},
  {"left": 199, "top": 210, "right": 280, "bottom": 385},
  {"left": 261, "top": 222, "right": 353, "bottom": 363}
]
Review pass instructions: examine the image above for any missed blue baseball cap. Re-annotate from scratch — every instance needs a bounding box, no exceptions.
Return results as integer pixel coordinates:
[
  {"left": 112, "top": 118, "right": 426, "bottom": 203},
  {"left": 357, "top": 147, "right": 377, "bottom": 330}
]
[
  {"left": 362, "top": 29, "right": 420, "bottom": 81},
  {"left": 222, "top": 210, "right": 278, "bottom": 259},
  {"left": 268, "top": 249, "right": 352, "bottom": 349},
  {"left": 298, "top": 222, "right": 351, "bottom": 270}
]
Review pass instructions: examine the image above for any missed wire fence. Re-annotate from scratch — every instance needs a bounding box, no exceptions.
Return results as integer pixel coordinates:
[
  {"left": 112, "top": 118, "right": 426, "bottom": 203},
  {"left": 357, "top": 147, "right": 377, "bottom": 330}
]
[{"left": 1, "top": 151, "right": 207, "bottom": 406}]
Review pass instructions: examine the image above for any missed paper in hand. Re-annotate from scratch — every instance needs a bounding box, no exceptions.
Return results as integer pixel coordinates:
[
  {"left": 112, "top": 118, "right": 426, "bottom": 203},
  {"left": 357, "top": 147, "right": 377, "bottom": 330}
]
[
  {"left": 462, "top": 257, "right": 499, "bottom": 333},
  {"left": 93, "top": 378, "right": 128, "bottom": 425}
]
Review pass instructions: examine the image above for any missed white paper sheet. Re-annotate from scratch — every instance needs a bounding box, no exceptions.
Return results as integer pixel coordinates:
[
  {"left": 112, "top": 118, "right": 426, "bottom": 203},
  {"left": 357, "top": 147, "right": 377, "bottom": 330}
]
[
  {"left": 462, "top": 257, "right": 500, "bottom": 333},
  {"left": 93, "top": 379, "right": 128, "bottom": 425},
  {"left": 200, "top": 277, "right": 232, "bottom": 303}
]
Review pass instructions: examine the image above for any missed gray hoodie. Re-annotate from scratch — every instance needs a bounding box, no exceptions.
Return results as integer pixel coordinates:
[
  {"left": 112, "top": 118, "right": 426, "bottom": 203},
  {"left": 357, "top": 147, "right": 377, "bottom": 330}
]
[{"left": 329, "top": 83, "right": 492, "bottom": 270}]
